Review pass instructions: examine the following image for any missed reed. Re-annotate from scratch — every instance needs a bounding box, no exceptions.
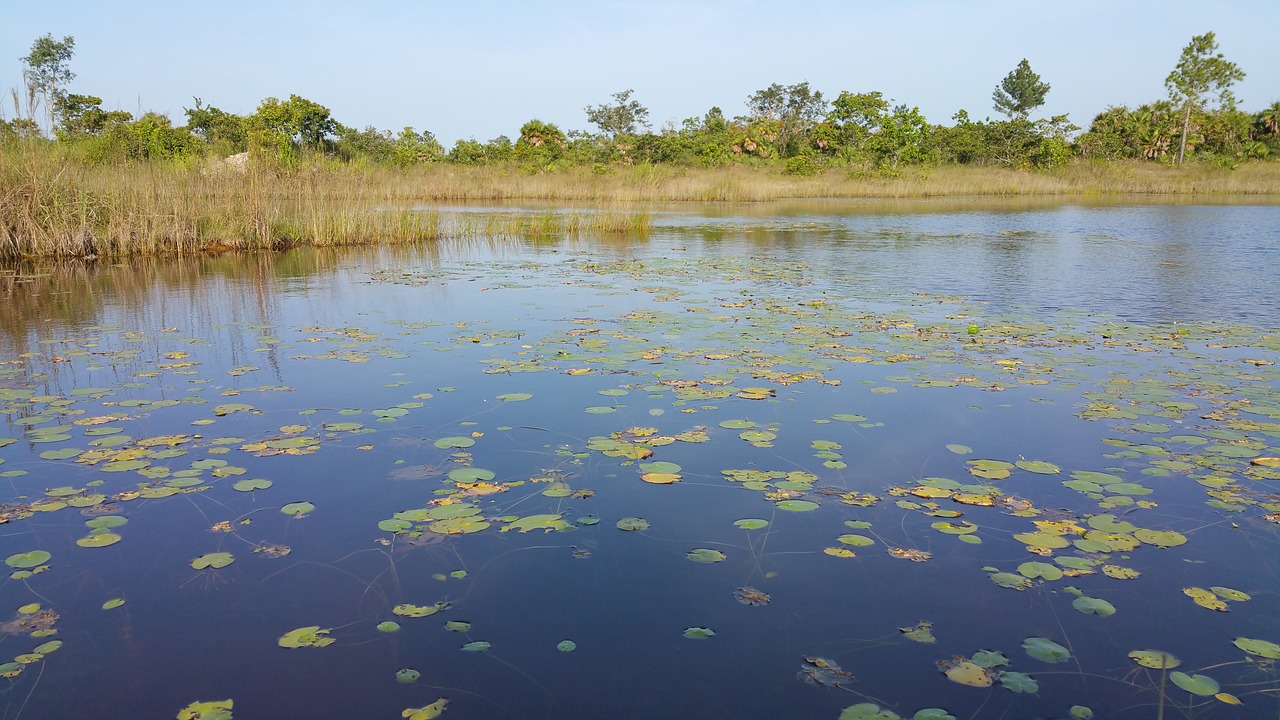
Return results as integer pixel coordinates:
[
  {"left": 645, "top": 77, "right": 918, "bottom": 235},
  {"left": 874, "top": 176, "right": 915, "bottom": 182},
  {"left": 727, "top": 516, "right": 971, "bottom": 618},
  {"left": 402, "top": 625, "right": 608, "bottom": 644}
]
[{"left": 2, "top": 141, "right": 1277, "bottom": 259}]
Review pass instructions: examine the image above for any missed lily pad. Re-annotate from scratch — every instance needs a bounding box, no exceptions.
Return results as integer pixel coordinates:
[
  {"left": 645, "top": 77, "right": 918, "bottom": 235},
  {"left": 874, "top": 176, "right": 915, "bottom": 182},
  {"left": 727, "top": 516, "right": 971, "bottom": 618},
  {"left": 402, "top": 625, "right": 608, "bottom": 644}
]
[
  {"left": 1170, "top": 671, "right": 1220, "bottom": 696},
  {"left": 1129, "top": 649, "right": 1181, "bottom": 669},
  {"left": 1023, "top": 637, "right": 1071, "bottom": 663},
  {"left": 616, "top": 517, "right": 649, "bottom": 531},
  {"left": 278, "top": 625, "right": 335, "bottom": 648},
  {"left": 395, "top": 668, "right": 421, "bottom": 683},
  {"left": 6, "top": 551, "right": 51, "bottom": 569},
  {"left": 687, "top": 548, "right": 726, "bottom": 563},
  {"left": 377, "top": 621, "right": 401, "bottom": 632},
  {"left": 433, "top": 436, "right": 475, "bottom": 449},
  {"left": 191, "top": 552, "right": 235, "bottom": 570},
  {"left": 734, "top": 518, "right": 769, "bottom": 530},
  {"left": 683, "top": 627, "right": 715, "bottom": 639},
  {"left": 1234, "top": 637, "right": 1280, "bottom": 659},
  {"left": 461, "top": 641, "right": 491, "bottom": 652},
  {"left": 1072, "top": 596, "right": 1116, "bottom": 616},
  {"left": 280, "top": 501, "right": 316, "bottom": 517},
  {"left": 232, "top": 478, "right": 272, "bottom": 492},
  {"left": 775, "top": 500, "right": 819, "bottom": 512},
  {"left": 557, "top": 640, "right": 577, "bottom": 652}
]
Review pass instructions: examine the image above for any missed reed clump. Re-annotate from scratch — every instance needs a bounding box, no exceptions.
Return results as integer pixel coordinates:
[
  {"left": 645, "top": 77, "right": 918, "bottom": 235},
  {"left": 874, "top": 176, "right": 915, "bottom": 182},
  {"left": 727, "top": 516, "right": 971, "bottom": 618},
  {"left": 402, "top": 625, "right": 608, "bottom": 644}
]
[{"left": 2, "top": 141, "right": 1277, "bottom": 259}]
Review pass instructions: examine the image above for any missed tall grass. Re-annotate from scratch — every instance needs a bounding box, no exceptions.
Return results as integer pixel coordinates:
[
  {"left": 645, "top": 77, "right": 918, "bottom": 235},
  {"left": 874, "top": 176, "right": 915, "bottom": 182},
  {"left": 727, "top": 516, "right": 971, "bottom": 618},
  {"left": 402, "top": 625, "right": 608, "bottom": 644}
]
[{"left": 2, "top": 141, "right": 1277, "bottom": 258}]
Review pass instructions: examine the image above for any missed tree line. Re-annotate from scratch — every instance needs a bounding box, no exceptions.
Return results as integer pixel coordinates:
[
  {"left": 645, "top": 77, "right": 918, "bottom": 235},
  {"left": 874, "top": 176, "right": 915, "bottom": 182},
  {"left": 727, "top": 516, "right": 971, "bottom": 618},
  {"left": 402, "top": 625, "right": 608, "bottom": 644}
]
[{"left": 5, "top": 32, "right": 1278, "bottom": 174}]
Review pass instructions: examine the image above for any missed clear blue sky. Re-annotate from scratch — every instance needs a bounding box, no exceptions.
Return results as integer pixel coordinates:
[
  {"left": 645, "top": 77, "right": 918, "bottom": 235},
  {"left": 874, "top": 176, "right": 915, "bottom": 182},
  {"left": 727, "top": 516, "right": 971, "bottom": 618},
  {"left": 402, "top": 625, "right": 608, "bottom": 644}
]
[{"left": 4, "top": 0, "right": 1277, "bottom": 145}]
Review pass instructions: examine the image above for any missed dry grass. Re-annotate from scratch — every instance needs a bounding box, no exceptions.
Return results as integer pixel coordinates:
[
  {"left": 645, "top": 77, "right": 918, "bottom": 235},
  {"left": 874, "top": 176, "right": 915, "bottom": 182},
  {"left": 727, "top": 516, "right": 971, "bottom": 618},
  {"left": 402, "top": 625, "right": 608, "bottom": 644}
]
[{"left": 2, "top": 142, "right": 1277, "bottom": 259}]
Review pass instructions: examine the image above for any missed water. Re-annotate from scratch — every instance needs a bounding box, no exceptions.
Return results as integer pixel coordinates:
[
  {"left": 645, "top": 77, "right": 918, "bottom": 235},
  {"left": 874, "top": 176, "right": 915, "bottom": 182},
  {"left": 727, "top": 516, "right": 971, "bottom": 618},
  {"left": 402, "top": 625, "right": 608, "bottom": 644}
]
[{"left": 1, "top": 200, "right": 1278, "bottom": 720}]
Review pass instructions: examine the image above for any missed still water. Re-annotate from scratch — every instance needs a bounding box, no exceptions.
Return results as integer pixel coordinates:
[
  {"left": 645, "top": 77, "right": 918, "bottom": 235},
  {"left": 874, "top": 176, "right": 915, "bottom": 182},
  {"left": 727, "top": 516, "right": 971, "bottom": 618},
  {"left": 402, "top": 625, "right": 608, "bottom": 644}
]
[{"left": 1, "top": 200, "right": 1278, "bottom": 719}]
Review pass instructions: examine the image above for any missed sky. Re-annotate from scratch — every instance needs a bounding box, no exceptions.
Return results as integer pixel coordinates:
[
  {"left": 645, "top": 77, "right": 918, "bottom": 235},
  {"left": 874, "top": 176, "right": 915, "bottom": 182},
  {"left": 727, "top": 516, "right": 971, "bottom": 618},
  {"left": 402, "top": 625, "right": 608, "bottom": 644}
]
[{"left": 3, "top": 0, "right": 1278, "bottom": 145}]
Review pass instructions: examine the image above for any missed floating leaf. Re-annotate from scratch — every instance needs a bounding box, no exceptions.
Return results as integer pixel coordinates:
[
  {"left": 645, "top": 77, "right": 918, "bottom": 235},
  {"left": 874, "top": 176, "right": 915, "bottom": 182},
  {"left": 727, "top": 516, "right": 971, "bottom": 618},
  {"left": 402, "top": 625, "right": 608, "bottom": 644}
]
[
  {"left": 1170, "top": 671, "right": 1220, "bottom": 696},
  {"left": 191, "top": 552, "right": 234, "bottom": 570},
  {"left": 377, "top": 621, "right": 401, "bottom": 632},
  {"left": 946, "top": 444, "right": 972, "bottom": 455},
  {"left": 393, "top": 602, "right": 447, "bottom": 618},
  {"left": 939, "top": 658, "right": 995, "bottom": 687},
  {"left": 102, "top": 598, "right": 125, "bottom": 610},
  {"left": 402, "top": 699, "right": 448, "bottom": 720},
  {"left": 998, "top": 671, "right": 1039, "bottom": 693},
  {"left": 838, "top": 704, "right": 900, "bottom": 720},
  {"left": 232, "top": 478, "right": 272, "bottom": 492},
  {"left": 733, "top": 587, "right": 770, "bottom": 606},
  {"left": 775, "top": 500, "right": 819, "bottom": 512},
  {"left": 1129, "top": 649, "right": 1181, "bottom": 669},
  {"left": 1072, "top": 596, "right": 1116, "bottom": 616},
  {"left": 1183, "top": 587, "right": 1228, "bottom": 612},
  {"left": 1210, "top": 586, "right": 1251, "bottom": 602},
  {"left": 1017, "top": 562, "right": 1063, "bottom": 581},
  {"left": 6, "top": 551, "right": 51, "bottom": 568},
  {"left": 503, "top": 514, "right": 569, "bottom": 533},
  {"left": 971, "top": 650, "right": 1009, "bottom": 668},
  {"left": 1134, "top": 528, "right": 1187, "bottom": 548},
  {"left": 496, "top": 392, "right": 532, "bottom": 402},
  {"left": 734, "top": 518, "right": 769, "bottom": 530},
  {"left": 445, "top": 620, "right": 471, "bottom": 632},
  {"left": 433, "top": 436, "right": 475, "bottom": 449},
  {"left": 277, "top": 625, "right": 335, "bottom": 648},
  {"left": 900, "top": 621, "right": 935, "bottom": 643},
  {"left": 912, "top": 711, "right": 955, "bottom": 720},
  {"left": 280, "top": 501, "right": 316, "bottom": 517},
  {"left": 76, "top": 533, "right": 122, "bottom": 548},
  {"left": 1069, "top": 707, "right": 1094, "bottom": 720},
  {"left": 683, "top": 627, "right": 715, "bottom": 639},
  {"left": 557, "top": 640, "right": 576, "bottom": 652},
  {"left": 1015, "top": 459, "right": 1060, "bottom": 474},
  {"left": 1234, "top": 637, "right": 1280, "bottom": 659},
  {"left": 616, "top": 517, "right": 649, "bottom": 531},
  {"left": 687, "top": 548, "right": 726, "bottom": 563},
  {"left": 395, "top": 668, "right": 420, "bottom": 683},
  {"left": 461, "top": 641, "right": 491, "bottom": 652},
  {"left": 176, "top": 699, "right": 234, "bottom": 720},
  {"left": 1023, "top": 637, "right": 1071, "bottom": 663}
]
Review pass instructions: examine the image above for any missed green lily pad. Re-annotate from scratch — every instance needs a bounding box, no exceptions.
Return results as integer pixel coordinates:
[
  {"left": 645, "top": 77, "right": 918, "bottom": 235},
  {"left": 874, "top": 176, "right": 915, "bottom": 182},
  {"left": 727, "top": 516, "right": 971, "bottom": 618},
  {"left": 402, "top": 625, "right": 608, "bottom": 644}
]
[
  {"left": 687, "top": 548, "right": 726, "bottom": 563},
  {"left": 77, "top": 533, "right": 122, "bottom": 548},
  {"left": 1234, "top": 637, "right": 1280, "bottom": 659},
  {"left": 102, "top": 598, "right": 125, "bottom": 610},
  {"left": 999, "top": 671, "right": 1039, "bottom": 693},
  {"left": 503, "top": 514, "right": 570, "bottom": 533},
  {"left": 1023, "top": 637, "right": 1071, "bottom": 663},
  {"left": 837, "top": 534, "right": 875, "bottom": 547},
  {"left": 377, "top": 621, "right": 401, "bottom": 632},
  {"left": 6, "top": 551, "right": 51, "bottom": 568},
  {"left": 1069, "top": 706, "right": 1094, "bottom": 719},
  {"left": 396, "top": 668, "right": 421, "bottom": 683},
  {"left": 616, "top": 517, "right": 649, "bottom": 531},
  {"left": 445, "top": 620, "right": 471, "bottom": 632},
  {"left": 433, "top": 436, "right": 475, "bottom": 449},
  {"left": 1072, "top": 596, "right": 1116, "bottom": 616},
  {"left": 1170, "top": 671, "right": 1220, "bottom": 696},
  {"left": 1129, "top": 649, "right": 1181, "bottom": 669},
  {"left": 378, "top": 519, "right": 413, "bottom": 533},
  {"left": 683, "top": 627, "right": 715, "bottom": 639},
  {"left": 496, "top": 392, "right": 533, "bottom": 402},
  {"left": 775, "top": 500, "right": 819, "bottom": 512},
  {"left": 429, "top": 517, "right": 490, "bottom": 535},
  {"left": 191, "top": 552, "right": 234, "bottom": 569},
  {"left": 176, "top": 699, "right": 233, "bottom": 720},
  {"left": 557, "top": 640, "right": 576, "bottom": 652},
  {"left": 232, "top": 478, "right": 272, "bottom": 492},
  {"left": 1015, "top": 459, "right": 1061, "bottom": 474},
  {"left": 278, "top": 625, "right": 335, "bottom": 648},
  {"left": 839, "top": 704, "right": 900, "bottom": 720},
  {"left": 461, "top": 641, "right": 491, "bottom": 652},
  {"left": 1133, "top": 528, "right": 1187, "bottom": 548},
  {"left": 734, "top": 518, "right": 769, "bottom": 530},
  {"left": 447, "top": 467, "right": 496, "bottom": 483},
  {"left": 281, "top": 501, "right": 316, "bottom": 517}
]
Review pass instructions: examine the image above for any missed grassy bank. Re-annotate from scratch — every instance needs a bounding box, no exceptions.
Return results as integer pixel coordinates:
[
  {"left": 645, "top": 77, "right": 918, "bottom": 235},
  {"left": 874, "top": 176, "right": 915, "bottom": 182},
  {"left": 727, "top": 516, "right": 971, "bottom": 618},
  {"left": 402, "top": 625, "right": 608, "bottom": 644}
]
[{"left": 2, "top": 143, "right": 1278, "bottom": 258}]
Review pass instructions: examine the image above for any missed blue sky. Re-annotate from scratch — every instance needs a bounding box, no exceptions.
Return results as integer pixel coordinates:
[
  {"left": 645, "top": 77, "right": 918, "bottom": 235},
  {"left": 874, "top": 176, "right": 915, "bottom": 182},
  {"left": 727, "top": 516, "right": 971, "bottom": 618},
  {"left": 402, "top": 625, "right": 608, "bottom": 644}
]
[{"left": 4, "top": 0, "right": 1278, "bottom": 145}]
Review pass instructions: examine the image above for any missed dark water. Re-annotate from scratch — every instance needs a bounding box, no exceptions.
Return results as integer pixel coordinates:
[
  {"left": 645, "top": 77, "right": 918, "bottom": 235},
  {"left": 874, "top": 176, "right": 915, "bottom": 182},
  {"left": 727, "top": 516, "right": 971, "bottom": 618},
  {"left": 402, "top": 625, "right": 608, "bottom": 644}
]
[{"left": 1, "top": 200, "right": 1278, "bottom": 720}]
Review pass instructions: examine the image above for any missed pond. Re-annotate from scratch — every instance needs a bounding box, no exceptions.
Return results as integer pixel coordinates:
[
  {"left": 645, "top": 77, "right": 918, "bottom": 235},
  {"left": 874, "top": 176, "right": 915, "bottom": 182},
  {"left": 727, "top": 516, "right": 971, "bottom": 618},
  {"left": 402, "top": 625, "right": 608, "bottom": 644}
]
[{"left": 1, "top": 199, "right": 1279, "bottom": 720}]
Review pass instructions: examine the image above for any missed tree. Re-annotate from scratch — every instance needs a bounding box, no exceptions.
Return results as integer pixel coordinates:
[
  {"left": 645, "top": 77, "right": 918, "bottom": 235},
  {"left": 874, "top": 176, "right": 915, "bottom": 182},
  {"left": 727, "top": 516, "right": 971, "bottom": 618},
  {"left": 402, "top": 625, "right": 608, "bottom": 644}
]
[
  {"left": 745, "top": 82, "right": 827, "bottom": 157},
  {"left": 54, "top": 94, "right": 131, "bottom": 138},
  {"left": 585, "top": 89, "right": 650, "bottom": 139},
  {"left": 19, "top": 34, "right": 76, "bottom": 131},
  {"left": 992, "top": 59, "right": 1050, "bottom": 121},
  {"left": 1165, "top": 32, "right": 1245, "bottom": 164}
]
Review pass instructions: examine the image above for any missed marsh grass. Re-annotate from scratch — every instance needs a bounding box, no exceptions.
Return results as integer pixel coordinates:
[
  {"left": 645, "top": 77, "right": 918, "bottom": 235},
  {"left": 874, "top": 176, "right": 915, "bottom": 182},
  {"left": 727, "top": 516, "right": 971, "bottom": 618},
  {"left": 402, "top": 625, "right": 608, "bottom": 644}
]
[{"left": 2, "top": 141, "right": 1277, "bottom": 258}]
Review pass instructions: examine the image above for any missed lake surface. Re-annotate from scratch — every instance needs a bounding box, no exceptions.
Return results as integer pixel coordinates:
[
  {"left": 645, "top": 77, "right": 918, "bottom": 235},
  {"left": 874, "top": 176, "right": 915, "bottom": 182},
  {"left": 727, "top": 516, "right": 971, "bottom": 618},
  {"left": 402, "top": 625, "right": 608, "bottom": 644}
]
[{"left": 1, "top": 200, "right": 1279, "bottom": 720}]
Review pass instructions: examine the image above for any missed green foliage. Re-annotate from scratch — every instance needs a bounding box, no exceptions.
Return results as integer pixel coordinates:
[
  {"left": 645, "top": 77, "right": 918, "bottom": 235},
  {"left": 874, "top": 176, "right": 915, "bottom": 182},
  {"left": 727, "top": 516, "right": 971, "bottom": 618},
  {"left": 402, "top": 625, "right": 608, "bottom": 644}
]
[
  {"left": 585, "top": 89, "right": 649, "bottom": 139},
  {"left": 1166, "top": 32, "right": 1246, "bottom": 164},
  {"left": 20, "top": 34, "right": 76, "bottom": 130},
  {"left": 745, "top": 82, "right": 827, "bottom": 157},
  {"left": 54, "top": 94, "right": 132, "bottom": 139},
  {"left": 992, "top": 59, "right": 1050, "bottom": 120},
  {"left": 184, "top": 99, "right": 247, "bottom": 151}
]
